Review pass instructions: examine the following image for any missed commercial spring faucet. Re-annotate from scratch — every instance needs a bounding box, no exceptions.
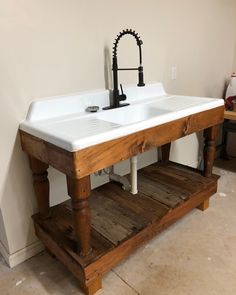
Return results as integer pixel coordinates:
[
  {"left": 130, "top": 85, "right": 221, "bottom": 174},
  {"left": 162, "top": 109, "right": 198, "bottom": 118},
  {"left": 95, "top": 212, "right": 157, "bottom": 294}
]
[{"left": 103, "top": 29, "right": 145, "bottom": 110}]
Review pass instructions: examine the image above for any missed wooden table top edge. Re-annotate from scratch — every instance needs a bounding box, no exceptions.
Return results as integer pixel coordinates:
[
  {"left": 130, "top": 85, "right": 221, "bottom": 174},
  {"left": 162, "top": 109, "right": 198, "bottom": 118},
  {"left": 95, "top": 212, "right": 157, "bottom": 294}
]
[{"left": 20, "top": 106, "right": 224, "bottom": 179}]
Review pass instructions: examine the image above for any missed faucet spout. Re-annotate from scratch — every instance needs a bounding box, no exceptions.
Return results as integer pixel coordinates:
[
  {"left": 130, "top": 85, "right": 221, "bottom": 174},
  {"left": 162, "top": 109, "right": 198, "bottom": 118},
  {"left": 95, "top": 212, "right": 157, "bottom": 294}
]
[{"left": 103, "top": 29, "right": 145, "bottom": 110}]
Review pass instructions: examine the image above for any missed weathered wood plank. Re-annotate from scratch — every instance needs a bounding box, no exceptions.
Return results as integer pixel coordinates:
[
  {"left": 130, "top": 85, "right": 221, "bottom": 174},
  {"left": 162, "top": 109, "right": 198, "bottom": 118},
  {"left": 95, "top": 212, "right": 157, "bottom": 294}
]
[
  {"left": 59, "top": 204, "right": 115, "bottom": 262},
  {"left": 138, "top": 173, "right": 188, "bottom": 208},
  {"left": 97, "top": 182, "right": 169, "bottom": 222},
  {"left": 65, "top": 191, "right": 149, "bottom": 246},
  {"left": 162, "top": 162, "right": 219, "bottom": 182},
  {"left": 140, "top": 165, "right": 205, "bottom": 195},
  {"left": 84, "top": 181, "right": 218, "bottom": 281},
  {"left": 90, "top": 192, "right": 149, "bottom": 245},
  {"left": 34, "top": 223, "right": 102, "bottom": 295},
  {"left": 158, "top": 163, "right": 207, "bottom": 182},
  {"left": 35, "top": 204, "right": 114, "bottom": 266},
  {"left": 33, "top": 162, "right": 219, "bottom": 293}
]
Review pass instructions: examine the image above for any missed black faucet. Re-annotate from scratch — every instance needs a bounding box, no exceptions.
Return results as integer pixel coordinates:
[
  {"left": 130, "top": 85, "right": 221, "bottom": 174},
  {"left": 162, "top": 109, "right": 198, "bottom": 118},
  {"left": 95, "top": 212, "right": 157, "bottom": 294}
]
[{"left": 103, "top": 29, "right": 145, "bottom": 110}]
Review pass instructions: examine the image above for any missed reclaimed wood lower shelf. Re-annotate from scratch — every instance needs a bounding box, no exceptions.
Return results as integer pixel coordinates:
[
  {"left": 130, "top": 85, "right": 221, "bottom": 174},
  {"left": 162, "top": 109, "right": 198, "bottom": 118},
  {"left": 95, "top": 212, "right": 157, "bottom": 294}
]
[{"left": 33, "top": 162, "right": 219, "bottom": 294}]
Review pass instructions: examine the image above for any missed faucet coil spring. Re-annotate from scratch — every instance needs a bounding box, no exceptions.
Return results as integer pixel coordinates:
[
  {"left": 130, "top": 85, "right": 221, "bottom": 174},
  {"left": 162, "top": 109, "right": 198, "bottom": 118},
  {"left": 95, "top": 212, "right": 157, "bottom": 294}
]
[{"left": 112, "top": 29, "right": 143, "bottom": 60}]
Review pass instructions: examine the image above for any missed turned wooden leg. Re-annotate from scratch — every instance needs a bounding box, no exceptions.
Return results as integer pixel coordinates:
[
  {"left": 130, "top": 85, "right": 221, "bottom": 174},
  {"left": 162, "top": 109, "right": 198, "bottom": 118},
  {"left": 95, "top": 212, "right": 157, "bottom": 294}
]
[
  {"left": 160, "top": 142, "right": 171, "bottom": 163},
  {"left": 203, "top": 125, "right": 219, "bottom": 177},
  {"left": 29, "top": 156, "right": 50, "bottom": 219},
  {"left": 67, "top": 175, "right": 92, "bottom": 256},
  {"left": 197, "top": 198, "right": 209, "bottom": 211}
]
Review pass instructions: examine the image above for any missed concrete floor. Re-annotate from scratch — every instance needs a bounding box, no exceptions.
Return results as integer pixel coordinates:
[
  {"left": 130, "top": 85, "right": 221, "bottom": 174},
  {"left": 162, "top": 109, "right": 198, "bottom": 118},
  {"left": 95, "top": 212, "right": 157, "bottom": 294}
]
[{"left": 1, "top": 159, "right": 236, "bottom": 295}]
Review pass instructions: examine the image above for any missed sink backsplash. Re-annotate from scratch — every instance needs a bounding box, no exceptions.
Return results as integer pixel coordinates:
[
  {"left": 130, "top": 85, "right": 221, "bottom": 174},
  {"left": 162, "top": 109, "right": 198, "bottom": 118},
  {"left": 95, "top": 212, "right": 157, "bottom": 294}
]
[{"left": 26, "top": 82, "right": 166, "bottom": 122}]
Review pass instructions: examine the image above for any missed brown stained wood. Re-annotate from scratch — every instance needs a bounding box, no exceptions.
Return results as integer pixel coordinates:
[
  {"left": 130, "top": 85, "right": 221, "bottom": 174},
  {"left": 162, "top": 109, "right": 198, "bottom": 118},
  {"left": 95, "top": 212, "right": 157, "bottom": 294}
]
[
  {"left": 138, "top": 173, "right": 189, "bottom": 208},
  {"left": 36, "top": 177, "right": 217, "bottom": 286},
  {"left": 159, "top": 184, "right": 217, "bottom": 227},
  {"left": 22, "top": 104, "right": 224, "bottom": 295},
  {"left": 34, "top": 223, "right": 103, "bottom": 295},
  {"left": 29, "top": 156, "right": 50, "bottom": 219},
  {"left": 160, "top": 142, "right": 171, "bottom": 163},
  {"left": 20, "top": 131, "right": 74, "bottom": 176},
  {"left": 90, "top": 191, "right": 149, "bottom": 245},
  {"left": 197, "top": 198, "right": 210, "bottom": 211},
  {"left": 75, "top": 107, "right": 224, "bottom": 178},
  {"left": 20, "top": 106, "right": 224, "bottom": 179},
  {"left": 35, "top": 204, "right": 114, "bottom": 266},
  {"left": 85, "top": 180, "right": 218, "bottom": 281},
  {"left": 140, "top": 164, "right": 208, "bottom": 195},
  {"left": 140, "top": 169, "right": 193, "bottom": 197},
  {"left": 204, "top": 125, "right": 219, "bottom": 177},
  {"left": 65, "top": 189, "right": 150, "bottom": 245},
  {"left": 85, "top": 278, "right": 102, "bottom": 295},
  {"left": 158, "top": 162, "right": 209, "bottom": 183},
  {"left": 67, "top": 176, "right": 92, "bottom": 256},
  {"left": 33, "top": 162, "right": 219, "bottom": 291},
  {"left": 97, "top": 182, "right": 169, "bottom": 222},
  {"left": 34, "top": 223, "right": 85, "bottom": 281}
]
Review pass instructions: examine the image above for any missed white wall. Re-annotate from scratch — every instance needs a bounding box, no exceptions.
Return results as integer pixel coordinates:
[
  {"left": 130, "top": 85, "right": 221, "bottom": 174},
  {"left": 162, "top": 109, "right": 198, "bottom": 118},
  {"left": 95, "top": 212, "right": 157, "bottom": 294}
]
[
  {"left": 1, "top": 0, "right": 236, "bottom": 266},
  {"left": 0, "top": 210, "right": 8, "bottom": 250},
  {"left": 233, "top": 42, "right": 236, "bottom": 71}
]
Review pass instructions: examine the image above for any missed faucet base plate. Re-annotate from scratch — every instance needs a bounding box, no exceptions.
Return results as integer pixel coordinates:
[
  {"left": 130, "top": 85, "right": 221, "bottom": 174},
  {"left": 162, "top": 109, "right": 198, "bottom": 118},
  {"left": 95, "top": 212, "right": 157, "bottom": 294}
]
[{"left": 102, "top": 103, "right": 129, "bottom": 110}]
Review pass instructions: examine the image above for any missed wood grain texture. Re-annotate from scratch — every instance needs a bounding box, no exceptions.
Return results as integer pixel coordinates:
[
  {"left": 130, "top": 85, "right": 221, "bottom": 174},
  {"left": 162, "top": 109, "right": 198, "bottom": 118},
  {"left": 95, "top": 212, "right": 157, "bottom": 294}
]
[
  {"left": 204, "top": 125, "right": 219, "bottom": 177},
  {"left": 160, "top": 142, "right": 171, "bottom": 163},
  {"left": 20, "top": 106, "right": 224, "bottom": 179},
  {"left": 23, "top": 106, "right": 224, "bottom": 295},
  {"left": 74, "top": 107, "right": 224, "bottom": 178},
  {"left": 197, "top": 198, "right": 210, "bottom": 211},
  {"left": 29, "top": 156, "right": 50, "bottom": 219},
  {"left": 90, "top": 192, "right": 149, "bottom": 245},
  {"left": 85, "top": 183, "right": 217, "bottom": 282},
  {"left": 21, "top": 131, "right": 74, "bottom": 175},
  {"left": 33, "top": 162, "right": 219, "bottom": 293},
  {"left": 67, "top": 176, "right": 92, "bottom": 256}
]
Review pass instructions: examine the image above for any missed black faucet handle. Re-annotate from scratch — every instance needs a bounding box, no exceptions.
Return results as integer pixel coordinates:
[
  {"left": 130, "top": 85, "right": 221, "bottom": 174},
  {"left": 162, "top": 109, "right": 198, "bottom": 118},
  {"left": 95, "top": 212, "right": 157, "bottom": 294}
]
[
  {"left": 120, "top": 84, "right": 124, "bottom": 95},
  {"left": 119, "top": 84, "right": 127, "bottom": 101}
]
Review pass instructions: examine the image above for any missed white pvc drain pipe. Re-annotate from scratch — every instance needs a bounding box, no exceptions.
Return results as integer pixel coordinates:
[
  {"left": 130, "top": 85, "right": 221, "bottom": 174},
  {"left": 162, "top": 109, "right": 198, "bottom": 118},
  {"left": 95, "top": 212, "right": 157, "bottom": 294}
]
[{"left": 130, "top": 156, "right": 138, "bottom": 194}]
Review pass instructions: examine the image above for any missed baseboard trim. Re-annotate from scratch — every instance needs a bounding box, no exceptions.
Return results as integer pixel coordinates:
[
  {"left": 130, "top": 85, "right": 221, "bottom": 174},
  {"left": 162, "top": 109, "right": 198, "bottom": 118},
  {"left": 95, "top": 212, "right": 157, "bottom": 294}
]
[
  {"left": 0, "top": 240, "right": 44, "bottom": 268},
  {"left": 188, "top": 160, "right": 199, "bottom": 169},
  {"left": 0, "top": 240, "right": 9, "bottom": 265}
]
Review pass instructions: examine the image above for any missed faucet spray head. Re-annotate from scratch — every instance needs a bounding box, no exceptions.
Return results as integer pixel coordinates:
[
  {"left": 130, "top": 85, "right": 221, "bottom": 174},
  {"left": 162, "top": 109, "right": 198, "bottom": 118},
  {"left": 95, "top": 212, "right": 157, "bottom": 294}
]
[{"left": 138, "top": 66, "right": 145, "bottom": 87}]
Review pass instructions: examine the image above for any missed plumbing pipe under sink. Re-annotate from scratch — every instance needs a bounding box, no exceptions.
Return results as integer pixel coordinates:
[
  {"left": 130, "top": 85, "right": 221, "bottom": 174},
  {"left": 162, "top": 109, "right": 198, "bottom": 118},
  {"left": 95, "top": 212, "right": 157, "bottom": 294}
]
[
  {"left": 109, "top": 173, "right": 131, "bottom": 191},
  {"left": 104, "top": 156, "right": 138, "bottom": 194},
  {"left": 105, "top": 166, "right": 131, "bottom": 191},
  {"left": 130, "top": 156, "right": 138, "bottom": 194}
]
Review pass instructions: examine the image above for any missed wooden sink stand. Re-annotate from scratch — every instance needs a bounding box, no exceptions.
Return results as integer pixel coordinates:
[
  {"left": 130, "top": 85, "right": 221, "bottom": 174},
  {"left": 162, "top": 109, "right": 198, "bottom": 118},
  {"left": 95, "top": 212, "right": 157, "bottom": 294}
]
[{"left": 20, "top": 106, "right": 224, "bottom": 295}]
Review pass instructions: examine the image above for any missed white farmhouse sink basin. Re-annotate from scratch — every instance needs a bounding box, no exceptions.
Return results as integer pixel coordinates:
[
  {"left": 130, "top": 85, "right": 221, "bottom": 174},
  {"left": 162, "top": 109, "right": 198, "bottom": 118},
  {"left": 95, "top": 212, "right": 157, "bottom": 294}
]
[
  {"left": 20, "top": 82, "right": 224, "bottom": 151},
  {"left": 96, "top": 104, "right": 170, "bottom": 125}
]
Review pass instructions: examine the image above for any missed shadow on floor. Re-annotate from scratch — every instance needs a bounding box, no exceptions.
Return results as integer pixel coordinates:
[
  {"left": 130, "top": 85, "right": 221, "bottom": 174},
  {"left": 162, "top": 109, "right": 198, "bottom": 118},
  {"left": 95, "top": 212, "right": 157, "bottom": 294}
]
[{"left": 215, "top": 156, "right": 236, "bottom": 173}]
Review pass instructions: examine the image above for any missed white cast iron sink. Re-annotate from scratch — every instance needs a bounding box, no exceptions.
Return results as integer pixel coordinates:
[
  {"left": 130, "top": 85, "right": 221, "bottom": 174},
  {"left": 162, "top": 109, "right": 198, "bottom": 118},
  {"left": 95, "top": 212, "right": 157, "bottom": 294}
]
[
  {"left": 96, "top": 104, "right": 170, "bottom": 125},
  {"left": 20, "top": 82, "right": 224, "bottom": 151}
]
